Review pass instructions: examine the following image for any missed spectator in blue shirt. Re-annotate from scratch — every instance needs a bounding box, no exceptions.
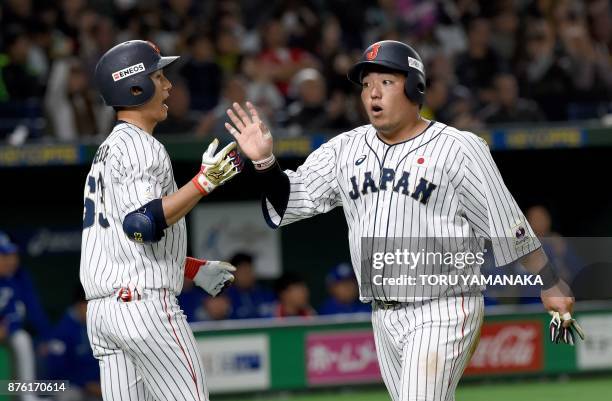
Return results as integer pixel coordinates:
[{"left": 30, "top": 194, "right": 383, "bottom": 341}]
[
  {"left": 177, "top": 279, "right": 207, "bottom": 322},
  {"left": 193, "top": 293, "right": 233, "bottom": 322},
  {"left": 45, "top": 286, "right": 101, "bottom": 401},
  {"left": 0, "top": 231, "right": 51, "bottom": 339},
  {"left": 319, "top": 263, "right": 371, "bottom": 315},
  {"left": 225, "top": 253, "right": 276, "bottom": 319},
  {"left": 0, "top": 231, "right": 44, "bottom": 401}
]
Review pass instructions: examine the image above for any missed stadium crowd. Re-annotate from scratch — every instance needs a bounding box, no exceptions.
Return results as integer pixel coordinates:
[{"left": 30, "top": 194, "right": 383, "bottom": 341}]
[{"left": 0, "top": 0, "right": 611, "bottom": 143}]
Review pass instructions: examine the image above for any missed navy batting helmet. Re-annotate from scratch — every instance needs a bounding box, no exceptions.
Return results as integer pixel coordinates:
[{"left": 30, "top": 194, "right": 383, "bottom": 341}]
[
  {"left": 347, "top": 40, "right": 426, "bottom": 106},
  {"left": 94, "top": 40, "right": 180, "bottom": 107}
]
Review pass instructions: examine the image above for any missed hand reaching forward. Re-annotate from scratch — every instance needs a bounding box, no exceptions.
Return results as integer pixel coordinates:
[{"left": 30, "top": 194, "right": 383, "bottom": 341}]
[{"left": 224, "top": 102, "right": 274, "bottom": 161}]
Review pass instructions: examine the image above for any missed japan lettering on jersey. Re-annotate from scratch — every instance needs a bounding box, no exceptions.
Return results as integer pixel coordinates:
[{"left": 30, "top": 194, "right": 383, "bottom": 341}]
[
  {"left": 80, "top": 122, "right": 186, "bottom": 300},
  {"left": 263, "top": 122, "right": 540, "bottom": 301}
]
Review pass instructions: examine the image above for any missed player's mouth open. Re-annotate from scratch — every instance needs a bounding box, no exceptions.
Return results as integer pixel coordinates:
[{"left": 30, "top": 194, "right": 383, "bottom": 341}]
[
  {"left": 371, "top": 105, "right": 383, "bottom": 116},
  {"left": 162, "top": 94, "right": 169, "bottom": 110}
]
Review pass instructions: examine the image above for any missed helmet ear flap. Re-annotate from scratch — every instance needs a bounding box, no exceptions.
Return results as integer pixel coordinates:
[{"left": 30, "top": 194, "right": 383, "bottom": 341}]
[
  {"left": 404, "top": 71, "right": 426, "bottom": 106},
  {"left": 125, "top": 74, "right": 156, "bottom": 106}
]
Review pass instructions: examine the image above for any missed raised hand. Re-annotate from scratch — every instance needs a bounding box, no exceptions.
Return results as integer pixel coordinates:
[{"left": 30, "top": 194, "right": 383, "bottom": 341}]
[{"left": 225, "top": 102, "right": 274, "bottom": 161}]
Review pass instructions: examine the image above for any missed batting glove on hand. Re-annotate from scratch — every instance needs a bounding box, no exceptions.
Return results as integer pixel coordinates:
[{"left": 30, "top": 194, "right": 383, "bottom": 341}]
[
  {"left": 184, "top": 257, "right": 236, "bottom": 297},
  {"left": 192, "top": 139, "right": 243, "bottom": 195},
  {"left": 549, "top": 311, "right": 586, "bottom": 346}
]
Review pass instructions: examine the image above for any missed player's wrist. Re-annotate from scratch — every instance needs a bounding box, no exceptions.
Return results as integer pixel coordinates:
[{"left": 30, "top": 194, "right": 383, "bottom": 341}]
[
  {"left": 253, "top": 154, "right": 276, "bottom": 171},
  {"left": 184, "top": 257, "right": 207, "bottom": 280},
  {"left": 191, "top": 174, "right": 212, "bottom": 195},
  {"left": 537, "top": 261, "right": 561, "bottom": 290}
]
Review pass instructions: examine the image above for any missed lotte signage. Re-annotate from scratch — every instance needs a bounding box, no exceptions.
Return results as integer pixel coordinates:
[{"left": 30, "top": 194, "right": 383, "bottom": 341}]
[{"left": 465, "top": 321, "right": 543, "bottom": 375}]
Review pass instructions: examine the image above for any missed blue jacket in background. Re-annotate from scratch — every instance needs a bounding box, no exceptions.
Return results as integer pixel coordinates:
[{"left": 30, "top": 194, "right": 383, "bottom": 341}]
[
  {"left": 10, "top": 266, "right": 52, "bottom": 338},
  {"left": 0, "top": 277, "right": 23, "bottom": 335},
  {"left": 46, "top": 307, "right": 99, "bottom": 387},
  {"left": 225, "top": 285, "right": 276, "bottom": 319},
  {"left": 319, "top": 298, "right": 372, "bottom": 315}
]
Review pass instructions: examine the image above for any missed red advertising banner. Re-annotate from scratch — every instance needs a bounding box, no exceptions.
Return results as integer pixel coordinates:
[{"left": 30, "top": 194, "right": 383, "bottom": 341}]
[
  {"left": 306, "top": 331, "right": 381, "bottom": 385},
  {"left": 465, "top": 321, "right": 544, "bottom": 375}
]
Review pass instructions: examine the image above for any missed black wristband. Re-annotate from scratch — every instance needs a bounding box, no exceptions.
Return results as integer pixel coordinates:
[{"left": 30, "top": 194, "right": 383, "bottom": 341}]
[
  {"left": 255, "top": 161, "right": 290, "bottom": 217},
  {"left": 538, "top": 261, "right": 560, "bottom": 290}
]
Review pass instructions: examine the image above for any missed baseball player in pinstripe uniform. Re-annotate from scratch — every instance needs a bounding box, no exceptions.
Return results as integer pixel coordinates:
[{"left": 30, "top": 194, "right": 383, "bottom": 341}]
[
  {"left": 225, "top": 41, "right": 580, "bottom": 401},
  {"left": 80, "top": 40, "right": 241, "bottom": 401}
]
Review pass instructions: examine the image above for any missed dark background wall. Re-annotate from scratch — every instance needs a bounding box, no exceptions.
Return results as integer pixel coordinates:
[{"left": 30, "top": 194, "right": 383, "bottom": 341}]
[{"left": 1, "top": 146, "right": 610, "bottom": 320}]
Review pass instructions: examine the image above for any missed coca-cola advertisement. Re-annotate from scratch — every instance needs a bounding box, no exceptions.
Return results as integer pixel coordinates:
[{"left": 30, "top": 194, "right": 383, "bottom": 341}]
[{"left": 465, "top": 321, "right": 544, "bottom": 375}]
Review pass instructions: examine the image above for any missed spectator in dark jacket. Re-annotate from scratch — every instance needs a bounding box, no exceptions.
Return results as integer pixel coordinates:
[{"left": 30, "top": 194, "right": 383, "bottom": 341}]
[
  {"left": 225, "top": 253, "right": 275, "bottom": 319},
  {"left": 319, "top": 263, "right": 370, "bottom": 315},
  {"left": 45, "top": 286, "right": 101, "bottom": 401},
  {"left": 479, "top": 73, "right": 544, "bottom": 124}
]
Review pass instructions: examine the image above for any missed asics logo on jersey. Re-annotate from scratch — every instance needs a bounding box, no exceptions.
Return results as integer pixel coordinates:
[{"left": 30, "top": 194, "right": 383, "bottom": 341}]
[
  {"left": 348, "top": 169, "right": 438, "bottom": 204},
  {"left": 355, "top": 155, "right": 367, "bottom": 165}
]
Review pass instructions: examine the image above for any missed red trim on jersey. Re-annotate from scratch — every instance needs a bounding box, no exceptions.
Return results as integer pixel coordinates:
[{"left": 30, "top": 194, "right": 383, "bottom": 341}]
[{"left": 163, "top": 289, "right": 201, "bottom": 401}]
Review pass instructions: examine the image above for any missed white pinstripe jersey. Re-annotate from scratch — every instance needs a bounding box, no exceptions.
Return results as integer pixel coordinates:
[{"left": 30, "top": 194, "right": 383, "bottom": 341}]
[
  {"left": 264, "top": 121, "right": 540, "bottom": 301},
  {"left": 80, "top": 122, "right": 186, "bottom": 300}
]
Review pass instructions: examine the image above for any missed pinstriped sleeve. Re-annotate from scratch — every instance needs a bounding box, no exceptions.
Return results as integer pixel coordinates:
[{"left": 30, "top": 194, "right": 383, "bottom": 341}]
[
  {"left": 113, "top": 136, "right": 168, "bottom": 219},
  {"left": 458, "top": 133, "right": 541, "bottom": 266},
  {"left": 263, "top": 140, "right": 341, "bottom": 228}
]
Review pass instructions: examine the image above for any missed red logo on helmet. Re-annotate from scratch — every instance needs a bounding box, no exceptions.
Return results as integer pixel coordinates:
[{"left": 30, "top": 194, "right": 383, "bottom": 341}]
[
  {"left": 146, "top": 41, "right": 161, "bottom": 54},
  {"left": 366, "top": 43, "right": 381, "bottom": 60}
]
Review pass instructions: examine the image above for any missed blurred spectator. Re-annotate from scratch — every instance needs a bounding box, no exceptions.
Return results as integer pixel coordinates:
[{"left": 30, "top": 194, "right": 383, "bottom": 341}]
[
  {"left": 44, "top": 57, "right": 113, "bottom": 140},
  {"left": 178, "top": 33, "right": 223, "bottom": 112},
  {"left": 273, "top": 272, "right": 315, "bottom": 318},
  {"left": 216, "top": 27, "right": 243, "bottom": 75},
  {"left": 224, "top": 252, "right": 276, "bottom": 319},
  {"left": 423, "top": 76, "right": 484, "bottom": 130},
  {"left": 196, "top": 75, "right": 249, "bottom": 137},
  {"left": 0, "top": 25, "right": 44, "bottom": 101},
  {"left": 0, "top": 232, "right": 43, "bottom": 401},
  {"left": 258, "top": 17, "right": 319, "bottom": 96},
  {"left": 560, "top": 18, "right": 612, "bottom": 119},
  {"left": 194, "top": 294, "right": 233, "bottom": 321},
  {"left": 276, "top": 0, "right": 321, "bottom": 52},
  {"left": 0, "top": 231, "right": 51, "bottom": 338},
  {"left": 517, "top": 18, "right": 574, "bottom": 121},
  {"left": 455, "top": 17, "right": 504, "bottom": 104},
  {"left": 478, "top": 73, "right": 545, "bottom": 124},
  {"left": 156, "top": 79, "right": 211, "bottom": 135},
  {"left": 319, "top": 263, "right": 370, "bottom": 315},
  {"left": 45, "top": 286, "right": 101, "bottom": 401},
  {"left": 489, "top": 2, "right": 520, "bottom": 62},
  {"left": 286, "top": 68, "right": 351, "bottom": 136},
  {"left": 319, "top": 19, "right": 355, "bottom": 95},
  {"left": 240, "top": 54, "right": 285, "bottom": 129},
  {"left": 444, "top": 87, "right": 483, "bottom": 131},
  {"left": 1, "top": 0, "right": 37, "bottom": 34},
  {"left": 421, "top": 77, "right": 464, "bottom": 123},
  {"left": 526, "top": 205, "right": 581, "bottom": 284}
]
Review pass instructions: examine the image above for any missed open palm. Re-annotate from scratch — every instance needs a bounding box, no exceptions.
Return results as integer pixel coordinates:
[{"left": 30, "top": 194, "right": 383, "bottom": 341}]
[{"left": 224, "top": 102, "right": 274, "bottom": 161}]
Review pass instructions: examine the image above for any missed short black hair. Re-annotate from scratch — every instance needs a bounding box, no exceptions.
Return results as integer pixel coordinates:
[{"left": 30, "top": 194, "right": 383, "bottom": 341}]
[
  {"left": 230, "top": 252, "right": 253, "bottom": 267},
  {"left": 274, "top": 272, "right": 305, "bottom": 295}
]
